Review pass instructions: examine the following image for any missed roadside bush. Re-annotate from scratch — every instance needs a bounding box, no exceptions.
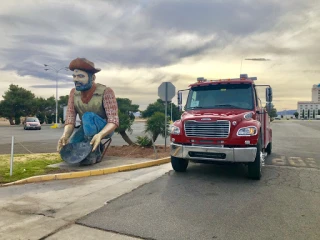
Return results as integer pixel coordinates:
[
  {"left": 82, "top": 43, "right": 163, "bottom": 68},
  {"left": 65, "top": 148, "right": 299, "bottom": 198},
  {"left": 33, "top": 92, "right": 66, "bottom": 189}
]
[
  {"left": 145, "top": 112, "right": 169, "bottom": 142},
  {"left": 15, "top": 116, "right": 21, "bottom": 125},
  {"left": 136, "top": 135, "right": 153, "bottom": 147},
  {"left": 46, "top": 114, "right": 53, "bottom": 124},
  {"left": 36, "top": 112, "right": 45, "bottom": 124}
]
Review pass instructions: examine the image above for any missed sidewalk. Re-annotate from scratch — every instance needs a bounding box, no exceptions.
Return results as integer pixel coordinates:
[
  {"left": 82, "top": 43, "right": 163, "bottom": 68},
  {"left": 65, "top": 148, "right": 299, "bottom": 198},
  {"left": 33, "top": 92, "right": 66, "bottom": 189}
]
[
  {"left": 2, "top": 153, "right": 170, "bottom": 186},
  {"left": 49, "top": 155, "right": 156, "bottom": 171},
  {"left": 0, "top": 163, "right": 172, "bottom": 240}
]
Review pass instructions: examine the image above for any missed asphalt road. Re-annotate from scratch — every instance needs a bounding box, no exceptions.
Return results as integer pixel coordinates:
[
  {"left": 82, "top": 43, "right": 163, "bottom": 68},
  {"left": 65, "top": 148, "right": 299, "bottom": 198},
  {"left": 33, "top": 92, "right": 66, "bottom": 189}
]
[
  {"left": 78, "top": 120, "right": 320, "bottom": 240},
  {"left": 265, "top": 120, "right": 320, "bottom": 169},
  {"left": 0, "top": 122, "right": 166, "bottom": 154}
]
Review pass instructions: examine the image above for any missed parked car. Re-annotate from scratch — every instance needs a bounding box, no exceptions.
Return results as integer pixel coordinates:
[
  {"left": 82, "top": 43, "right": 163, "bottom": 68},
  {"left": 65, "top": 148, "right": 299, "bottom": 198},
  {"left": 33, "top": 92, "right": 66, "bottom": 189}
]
[
  {"left": 275, "top": 117, "right": 281, "bottom": 120},
  {"left": 23, "top": 117, "right": 41, "bottom": 130},
  {"left": 75, "top": 114, "right": 81, "bottom": 128}
]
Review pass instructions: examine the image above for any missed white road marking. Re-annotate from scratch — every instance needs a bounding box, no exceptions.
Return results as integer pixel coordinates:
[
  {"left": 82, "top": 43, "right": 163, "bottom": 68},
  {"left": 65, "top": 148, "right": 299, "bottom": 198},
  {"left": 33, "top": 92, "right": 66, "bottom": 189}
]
[
  {"left": 305, "top": 158, "right": 317, "bottom": 168},
  {"left": 288, "top": 157, "right": 307, "bottom": 167},
  {"left": 271, "top": 156, "right": 286, "bottom": 165},
  {"left": 270, "top": 156, "right": 319, "bottom": 168}
]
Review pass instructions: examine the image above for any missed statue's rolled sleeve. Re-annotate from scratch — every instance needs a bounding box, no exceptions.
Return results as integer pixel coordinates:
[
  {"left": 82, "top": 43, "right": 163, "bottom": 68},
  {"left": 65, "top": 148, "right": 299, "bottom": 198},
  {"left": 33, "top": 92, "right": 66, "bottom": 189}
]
[
  {"left": 103, "top": 87, "right": 119, "bottom": 127},
  {"left": 65, "top": 88, "right": 77, "bottom": 125}
]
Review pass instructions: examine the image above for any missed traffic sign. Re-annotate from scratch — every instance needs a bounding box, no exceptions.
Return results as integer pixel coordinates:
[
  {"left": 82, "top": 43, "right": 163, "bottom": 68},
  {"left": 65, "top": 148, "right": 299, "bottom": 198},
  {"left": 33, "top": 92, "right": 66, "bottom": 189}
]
[{"left": 158, "top": 82, "right": 176, "bottom": 102}]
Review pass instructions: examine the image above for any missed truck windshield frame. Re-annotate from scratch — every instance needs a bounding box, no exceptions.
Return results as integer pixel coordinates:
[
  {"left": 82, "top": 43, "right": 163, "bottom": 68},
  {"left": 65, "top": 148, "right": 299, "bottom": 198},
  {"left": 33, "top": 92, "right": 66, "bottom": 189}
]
[{"left": 185, "top": 83, "right": 255, "bottom": 111}]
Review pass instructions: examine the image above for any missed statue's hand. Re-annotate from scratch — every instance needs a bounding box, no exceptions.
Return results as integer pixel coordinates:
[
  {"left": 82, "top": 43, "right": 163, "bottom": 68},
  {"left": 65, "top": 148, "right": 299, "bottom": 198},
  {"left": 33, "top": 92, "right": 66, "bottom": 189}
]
[
  {"left": 57, "top": 136, "right": 68, "bottom": 152},
  {"left": 90, "top": 133, "right": 102, "bottom": 152}
]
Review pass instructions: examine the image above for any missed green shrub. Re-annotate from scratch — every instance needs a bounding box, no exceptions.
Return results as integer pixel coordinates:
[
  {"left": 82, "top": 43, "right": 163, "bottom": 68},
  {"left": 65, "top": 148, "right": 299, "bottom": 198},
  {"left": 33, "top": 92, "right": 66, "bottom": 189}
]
[
  {"left": 15, "top": 116, "right": 21, "bottom": 125},
  {"left": 145, "top": 112, "right": 169, "bottom": 142},
  {"left": 136, "top": 135, "right": 153, "bottom": 147}
]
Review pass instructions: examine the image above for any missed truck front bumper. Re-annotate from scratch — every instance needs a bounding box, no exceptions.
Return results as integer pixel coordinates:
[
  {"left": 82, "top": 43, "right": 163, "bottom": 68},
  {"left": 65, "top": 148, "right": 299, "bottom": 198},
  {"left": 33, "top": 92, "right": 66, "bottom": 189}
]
[{"left": 171, "top": 143, "right": 257, "bottom": 163}]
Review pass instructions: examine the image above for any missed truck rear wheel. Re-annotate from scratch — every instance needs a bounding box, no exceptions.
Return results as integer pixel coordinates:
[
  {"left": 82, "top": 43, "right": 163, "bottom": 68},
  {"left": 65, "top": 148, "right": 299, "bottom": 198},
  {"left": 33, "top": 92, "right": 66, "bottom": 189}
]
[
  {"left": 171, "top": 156, "right": 188, "bottom": 172},
  {"left": 266, "top": 142, "right": 272, "bottom": 155},
  {"left": 248, "top": 137, "right": 262, "bottom": 180}
]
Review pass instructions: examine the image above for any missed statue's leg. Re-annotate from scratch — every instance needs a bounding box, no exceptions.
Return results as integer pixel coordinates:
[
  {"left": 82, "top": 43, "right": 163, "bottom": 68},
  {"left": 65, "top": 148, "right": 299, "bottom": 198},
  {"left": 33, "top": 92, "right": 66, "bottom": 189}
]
[
  {"left": 80, "top": 112, "right": 109, "bottom": 165},
  {"left": 69, "top": 125, "right": 85, "bottom": 143},
  {"left": 82, "top": 112, "right": 107, "bottom": 137}
]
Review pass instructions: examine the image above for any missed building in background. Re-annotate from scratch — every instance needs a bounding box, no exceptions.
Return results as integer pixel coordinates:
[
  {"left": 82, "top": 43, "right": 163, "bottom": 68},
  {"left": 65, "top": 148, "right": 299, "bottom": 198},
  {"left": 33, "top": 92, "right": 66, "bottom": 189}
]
[
  {"left": 312, "top": 84, "right": 320, "bottom": 102},
  {"left": 297, "top": 84, "right": 320, "bottom": 119}
]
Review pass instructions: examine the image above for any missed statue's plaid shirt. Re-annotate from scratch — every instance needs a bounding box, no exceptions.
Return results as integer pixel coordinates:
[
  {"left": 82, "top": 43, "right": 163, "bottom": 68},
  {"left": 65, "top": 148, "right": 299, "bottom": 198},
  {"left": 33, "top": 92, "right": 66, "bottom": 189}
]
[{"left": 65, "top": 87, "right": 119, "bottom": 127}]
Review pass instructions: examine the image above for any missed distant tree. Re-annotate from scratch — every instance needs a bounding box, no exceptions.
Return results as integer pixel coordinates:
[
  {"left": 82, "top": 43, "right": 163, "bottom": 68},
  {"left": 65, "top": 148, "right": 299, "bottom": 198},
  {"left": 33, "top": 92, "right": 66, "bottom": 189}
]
[
  {"left": 294, "top": 112, "right": 299, "bottom": 119},
  {"left": 142, "top": 99, "right": 164, "bottom": 118},
  {"left": 0, "top": 84, "right": 35, "bottom": 125},
  {"left": 58, "top": 95, "right": 69, "bottom": 123},
  {"left": 115, "top": 98, "right": 140, "bottom": 145},
  {"left": 44, "top": 96, "right": 56, "bottom": 123},
  {"left": 145, "top": 112, "right": 169, "bottom": 142},
  {"left": 30, "top": 97, "right": 48, "bottom": 124},
  {"left": 266, "top": 103, "right": 277, "bottom": 118},
  {"left": 143, "top": 99, "right": 181, "bottom": 121}
]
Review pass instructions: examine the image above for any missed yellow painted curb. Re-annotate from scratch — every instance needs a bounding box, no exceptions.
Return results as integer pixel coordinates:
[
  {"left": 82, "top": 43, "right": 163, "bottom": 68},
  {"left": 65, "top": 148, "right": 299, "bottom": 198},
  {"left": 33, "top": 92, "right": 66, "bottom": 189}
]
[{"left": 1, "top": 157, "right": 170, "bottom": 187}]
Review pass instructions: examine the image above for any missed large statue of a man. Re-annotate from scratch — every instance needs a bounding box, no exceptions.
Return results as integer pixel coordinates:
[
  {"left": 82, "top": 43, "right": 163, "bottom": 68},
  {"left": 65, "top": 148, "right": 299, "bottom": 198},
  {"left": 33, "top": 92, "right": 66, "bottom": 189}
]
[{"left": 57, "top": 58, "right": 119, "bottom": 165}]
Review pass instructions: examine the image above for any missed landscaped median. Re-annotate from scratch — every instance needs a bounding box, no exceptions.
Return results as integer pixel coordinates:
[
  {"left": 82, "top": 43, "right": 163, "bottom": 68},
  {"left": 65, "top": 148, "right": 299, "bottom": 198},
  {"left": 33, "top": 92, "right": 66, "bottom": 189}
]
[
  {"left": 0, "top": 152, "right": 170, "bottom": 187},
  {"left": 0, "top": 153, "right": 62, "bottom": 184}
]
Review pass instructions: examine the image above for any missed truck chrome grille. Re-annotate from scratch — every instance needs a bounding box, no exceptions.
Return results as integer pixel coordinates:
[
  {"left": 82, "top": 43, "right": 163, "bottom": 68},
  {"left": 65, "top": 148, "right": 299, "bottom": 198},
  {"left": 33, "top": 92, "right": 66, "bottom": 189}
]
[{"left": 184, "top": 120, "right": 230, "bottom": 138}]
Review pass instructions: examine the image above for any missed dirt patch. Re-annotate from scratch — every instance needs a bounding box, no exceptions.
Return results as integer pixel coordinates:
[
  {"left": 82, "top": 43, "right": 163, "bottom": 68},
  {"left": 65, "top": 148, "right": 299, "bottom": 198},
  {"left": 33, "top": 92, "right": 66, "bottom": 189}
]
[{"left": 106, "top": 145, "right": 170, "bottom": 159}]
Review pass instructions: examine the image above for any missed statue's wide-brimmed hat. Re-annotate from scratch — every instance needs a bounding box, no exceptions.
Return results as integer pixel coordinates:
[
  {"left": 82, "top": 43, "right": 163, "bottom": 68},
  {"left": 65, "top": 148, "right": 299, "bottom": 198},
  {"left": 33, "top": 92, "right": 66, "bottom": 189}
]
[
  {"left": 60, "top": 141, "right": 93, "bottom": 164},
  {"left": 69, "top": 58, "right": 101, "bottom": 73}
]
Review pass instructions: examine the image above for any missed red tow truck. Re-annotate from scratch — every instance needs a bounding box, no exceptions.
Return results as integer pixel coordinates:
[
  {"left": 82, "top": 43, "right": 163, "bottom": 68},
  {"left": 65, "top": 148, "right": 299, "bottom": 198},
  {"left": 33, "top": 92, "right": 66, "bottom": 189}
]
[{"left": 170, "top": 74, "right": 273, "bottom": 180}]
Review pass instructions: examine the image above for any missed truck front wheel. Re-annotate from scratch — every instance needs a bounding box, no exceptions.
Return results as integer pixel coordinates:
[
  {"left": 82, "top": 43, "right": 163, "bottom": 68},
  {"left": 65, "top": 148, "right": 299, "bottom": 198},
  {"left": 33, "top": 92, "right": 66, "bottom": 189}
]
[
  {"left": 171, "top": 156, "right": 188, "bottom": 172},
  {"left": 266, "top": 142, "right": 272, "bottom": 155},
  {"left": 248, "top": 137, "right": 262, "bottom": 180}
]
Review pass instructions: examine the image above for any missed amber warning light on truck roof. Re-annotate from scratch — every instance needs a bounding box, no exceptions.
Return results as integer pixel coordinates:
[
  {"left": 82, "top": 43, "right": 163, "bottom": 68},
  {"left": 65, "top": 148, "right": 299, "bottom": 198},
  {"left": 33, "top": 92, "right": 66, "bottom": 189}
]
[{"left": 197, "top": 74, "right": 257, "bottom": 83}]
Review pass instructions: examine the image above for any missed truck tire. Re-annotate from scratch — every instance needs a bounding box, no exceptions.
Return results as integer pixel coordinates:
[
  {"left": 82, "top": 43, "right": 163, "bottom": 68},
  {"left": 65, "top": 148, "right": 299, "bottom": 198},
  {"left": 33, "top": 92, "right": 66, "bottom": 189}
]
[
  {"left": 266, "top": 142, "right": 272, "bottom": 155},
  {"left": 248, "top": 136, "right": 262, "bottom": 180},
  {"left": 171, "top": 156, "right": 188, "bottom": 172}
]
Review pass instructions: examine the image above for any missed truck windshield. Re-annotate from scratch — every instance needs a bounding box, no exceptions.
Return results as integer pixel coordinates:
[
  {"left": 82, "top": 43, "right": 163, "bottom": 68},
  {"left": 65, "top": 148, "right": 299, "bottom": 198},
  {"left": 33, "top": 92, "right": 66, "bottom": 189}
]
[{"left": 186, "top": 83, "right": 254, "bottom": 110}]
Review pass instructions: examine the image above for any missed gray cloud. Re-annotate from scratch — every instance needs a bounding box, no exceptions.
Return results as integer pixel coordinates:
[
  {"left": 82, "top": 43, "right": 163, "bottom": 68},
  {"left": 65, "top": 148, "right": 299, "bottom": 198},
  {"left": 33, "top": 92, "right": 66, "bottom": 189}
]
[
  {"left": 145, "top": 0, "right": 285, "bottom": 35},
  {"left": 0, "top": 0, "right": 318, "bottom": 111},
  {"left": 30, "top": 83, "right": 74, "bottom": 89},
  {"left": 245, "top": 58, "right": 271, "bottom": 61},
  {"left": 1, "top": 0, "right": 309, "bottom": 79}
]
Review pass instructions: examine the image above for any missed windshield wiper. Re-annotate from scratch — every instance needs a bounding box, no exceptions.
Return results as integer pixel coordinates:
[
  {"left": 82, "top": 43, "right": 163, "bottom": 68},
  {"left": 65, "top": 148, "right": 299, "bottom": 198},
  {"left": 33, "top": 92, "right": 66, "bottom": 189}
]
[{"left": 212, "top": 104, "right": 243, "bottom": 109}]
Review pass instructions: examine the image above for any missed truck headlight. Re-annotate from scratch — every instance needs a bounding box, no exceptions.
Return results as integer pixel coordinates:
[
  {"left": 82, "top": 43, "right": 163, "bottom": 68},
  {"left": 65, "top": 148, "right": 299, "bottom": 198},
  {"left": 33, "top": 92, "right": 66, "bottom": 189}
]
[
  {"left": 237, "top": 126, "right": 257, "bottom": 136},
  {"left": 171, "top": 126, "right": 181, "bottom": 135}
]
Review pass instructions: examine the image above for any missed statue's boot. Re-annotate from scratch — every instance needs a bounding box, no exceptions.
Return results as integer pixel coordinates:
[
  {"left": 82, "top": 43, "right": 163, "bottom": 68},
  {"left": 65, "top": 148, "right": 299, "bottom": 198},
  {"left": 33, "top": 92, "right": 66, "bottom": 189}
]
[{"left": 79, "top": 137, "right": 102, "bottom": 166}]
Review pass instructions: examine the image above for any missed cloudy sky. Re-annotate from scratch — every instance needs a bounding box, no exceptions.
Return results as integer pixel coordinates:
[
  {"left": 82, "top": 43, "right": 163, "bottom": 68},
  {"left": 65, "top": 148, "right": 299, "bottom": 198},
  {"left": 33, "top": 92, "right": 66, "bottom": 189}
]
[{"left": 0, "top": 0, "right": 319, "bottom": 110}]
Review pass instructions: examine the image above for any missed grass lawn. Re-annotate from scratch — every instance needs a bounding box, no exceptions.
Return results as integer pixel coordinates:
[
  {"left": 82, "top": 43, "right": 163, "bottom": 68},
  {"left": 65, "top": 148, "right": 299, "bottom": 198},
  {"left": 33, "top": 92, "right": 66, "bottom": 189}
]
[{"left": 0, "top": 153, "right": 62, "bottom": 184}]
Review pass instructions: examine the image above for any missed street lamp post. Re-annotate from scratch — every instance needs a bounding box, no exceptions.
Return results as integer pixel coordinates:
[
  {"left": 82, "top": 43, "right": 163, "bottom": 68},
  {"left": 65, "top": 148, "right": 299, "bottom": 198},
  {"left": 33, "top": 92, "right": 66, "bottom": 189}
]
[{"left": 44, "top": 64, "right": 68, "bottom": 126}]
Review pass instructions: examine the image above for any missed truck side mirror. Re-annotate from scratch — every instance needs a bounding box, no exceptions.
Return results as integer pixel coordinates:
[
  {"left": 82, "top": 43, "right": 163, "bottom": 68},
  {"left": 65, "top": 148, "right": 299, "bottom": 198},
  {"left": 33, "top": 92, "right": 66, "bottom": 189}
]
[
  {"left": 177, "top": 91, "right": 182, "bottom": 105},
  {"left": 177, "top": 91, "right": 183, "bottom": 112},
  {"left": 266, "top": 87, "right": 273, "bottom": 103}
]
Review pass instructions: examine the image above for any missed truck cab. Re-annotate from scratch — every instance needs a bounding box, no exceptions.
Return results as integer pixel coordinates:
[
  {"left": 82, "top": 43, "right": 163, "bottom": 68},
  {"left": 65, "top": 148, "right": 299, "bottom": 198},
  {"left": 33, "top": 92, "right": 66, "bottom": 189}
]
[{"left": 170, "top": 74, "right": 273, "bottom": 180}]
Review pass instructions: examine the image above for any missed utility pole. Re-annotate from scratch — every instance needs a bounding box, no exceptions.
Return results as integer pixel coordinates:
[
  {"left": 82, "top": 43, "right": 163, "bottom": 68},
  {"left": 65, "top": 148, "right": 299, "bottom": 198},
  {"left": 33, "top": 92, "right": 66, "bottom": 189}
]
[{"left": 44, "top": 64, "right": 69, "bottom": 126}]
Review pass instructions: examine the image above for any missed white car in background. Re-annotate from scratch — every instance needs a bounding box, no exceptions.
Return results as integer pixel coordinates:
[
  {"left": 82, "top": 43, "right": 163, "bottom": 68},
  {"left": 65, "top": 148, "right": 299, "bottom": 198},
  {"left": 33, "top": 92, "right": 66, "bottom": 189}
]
[
  {"left": 75, "top": 114, "right": 81, "bottom": 128},
  {"left": 63, "top": 106, "right": 81, "bottom": 128},
  {"left": 23, "top": 117, "right": 41, "bottom": 130}
]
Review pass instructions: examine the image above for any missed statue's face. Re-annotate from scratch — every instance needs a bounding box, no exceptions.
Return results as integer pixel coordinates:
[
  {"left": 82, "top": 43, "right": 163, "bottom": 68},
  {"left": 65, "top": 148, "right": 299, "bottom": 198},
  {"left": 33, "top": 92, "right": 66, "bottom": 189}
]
[{"left": 72, "top": 69, "right": 93, "bottom": 91}]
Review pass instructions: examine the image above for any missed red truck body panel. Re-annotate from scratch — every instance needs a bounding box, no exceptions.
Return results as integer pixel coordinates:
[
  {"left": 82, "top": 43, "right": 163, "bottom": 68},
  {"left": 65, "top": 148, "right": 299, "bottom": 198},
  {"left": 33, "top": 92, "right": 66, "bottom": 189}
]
[{"left": 171, "top": 78, "right": 272, "bottom": 151}]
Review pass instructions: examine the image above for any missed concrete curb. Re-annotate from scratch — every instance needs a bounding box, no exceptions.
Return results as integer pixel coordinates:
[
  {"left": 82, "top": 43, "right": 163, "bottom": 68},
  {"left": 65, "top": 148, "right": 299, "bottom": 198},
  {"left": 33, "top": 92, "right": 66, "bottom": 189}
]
[{"left": 0, "top": 157, "right": 170, "bottom": 187}]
